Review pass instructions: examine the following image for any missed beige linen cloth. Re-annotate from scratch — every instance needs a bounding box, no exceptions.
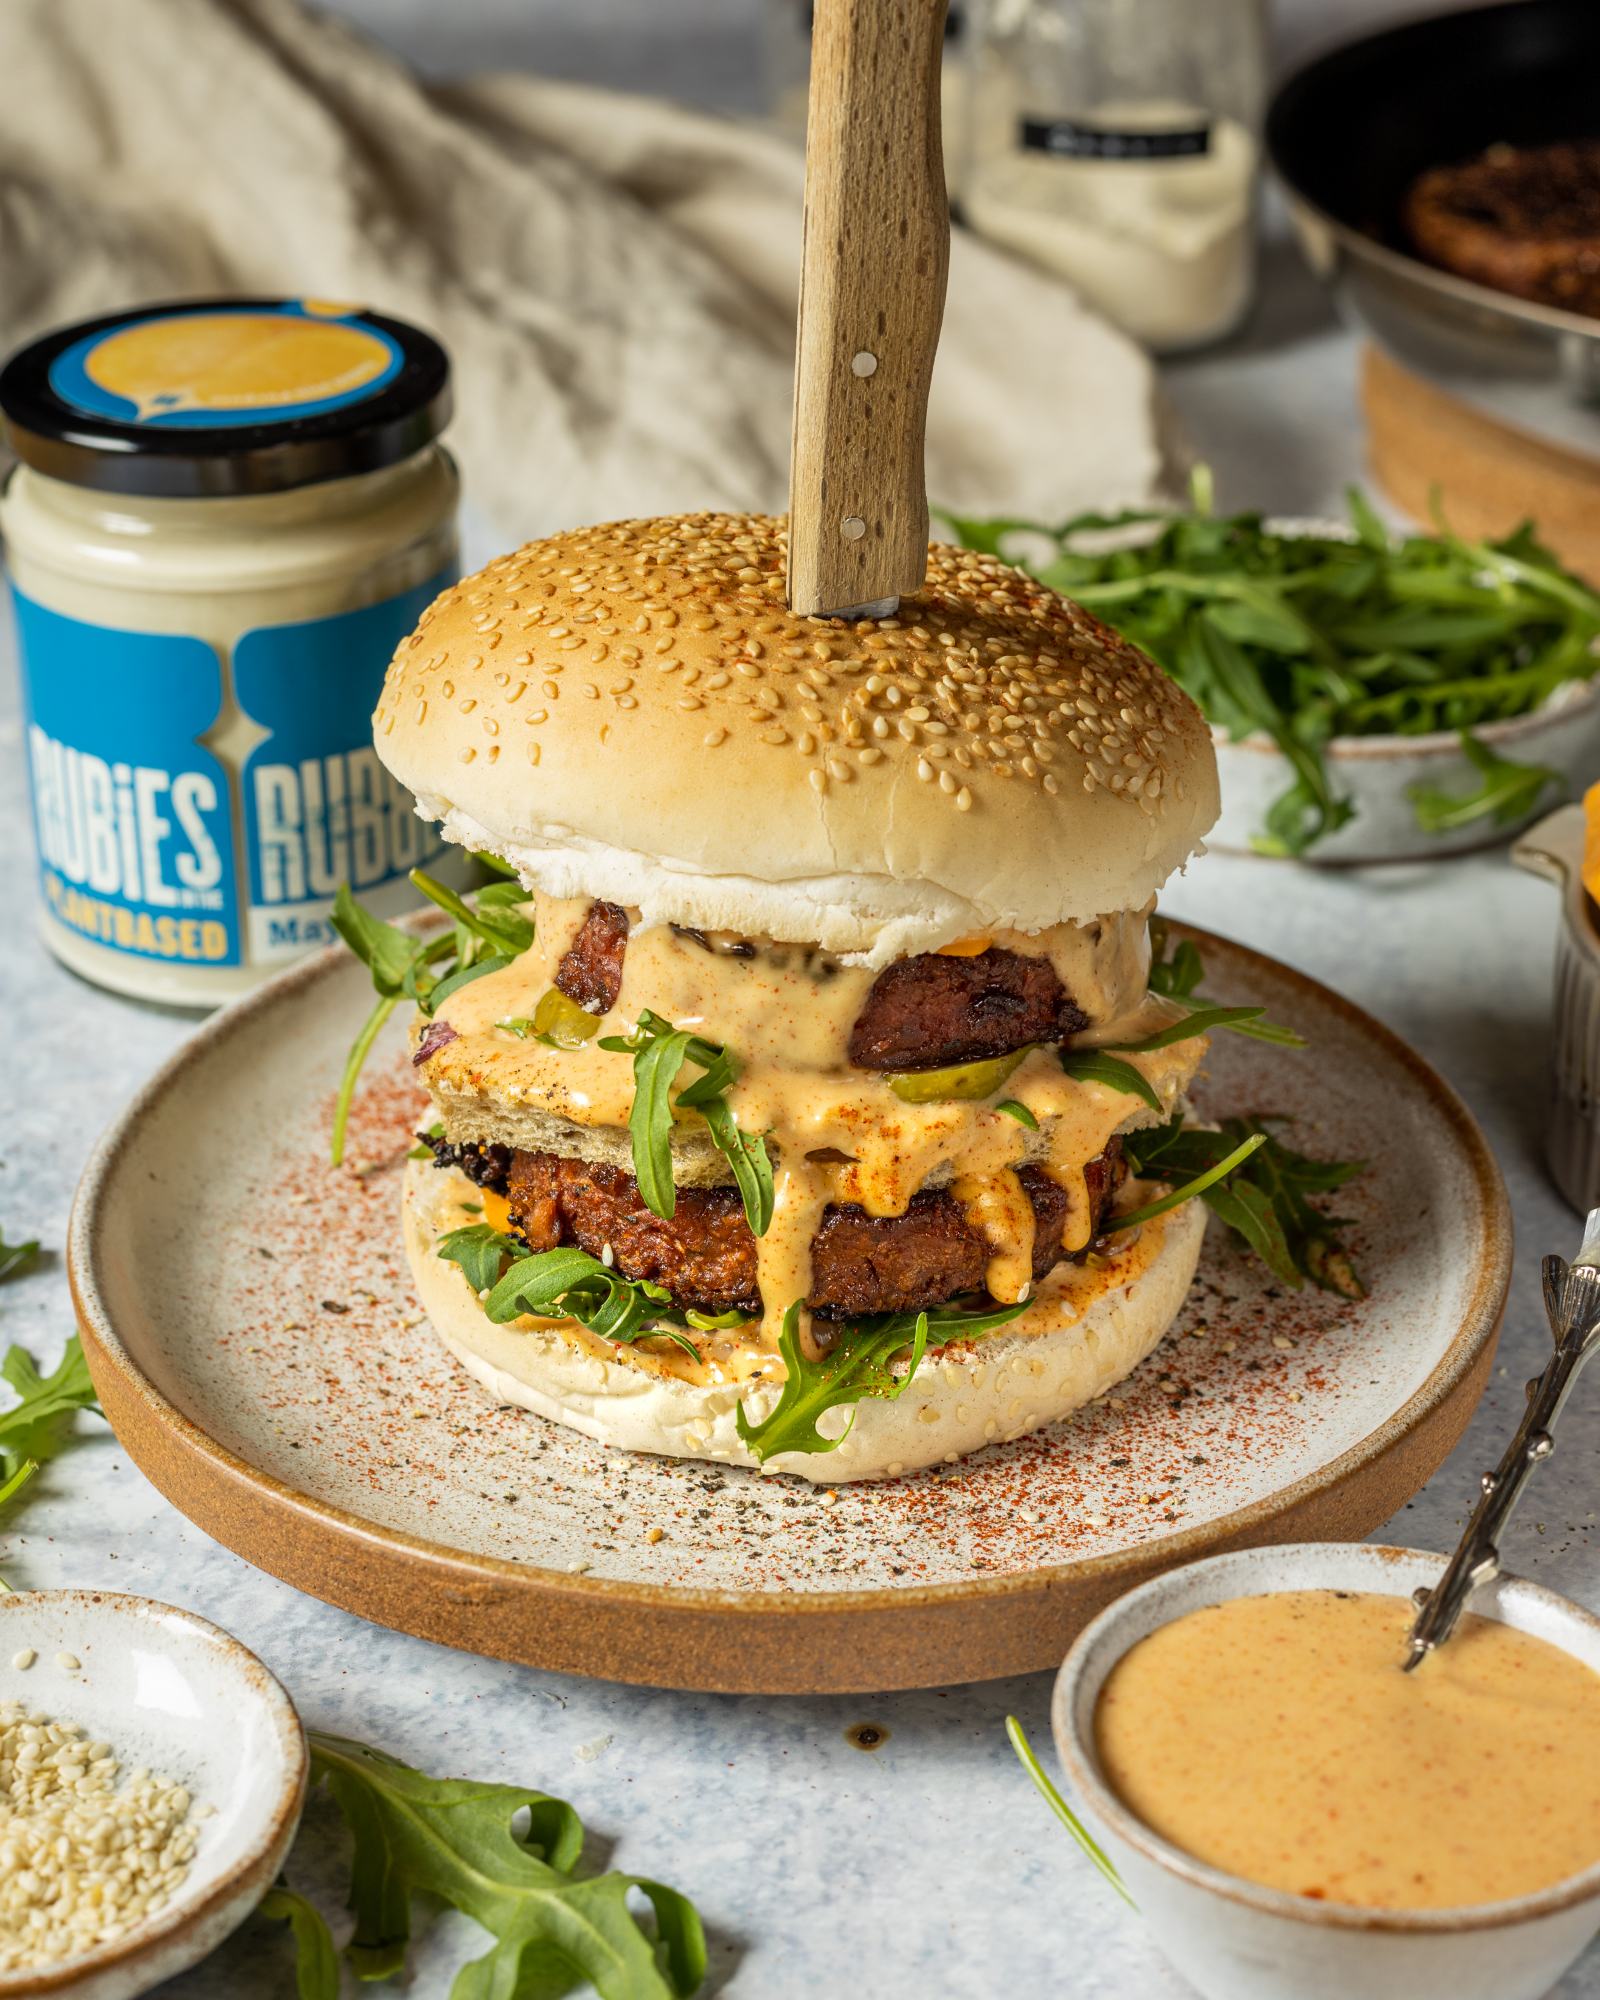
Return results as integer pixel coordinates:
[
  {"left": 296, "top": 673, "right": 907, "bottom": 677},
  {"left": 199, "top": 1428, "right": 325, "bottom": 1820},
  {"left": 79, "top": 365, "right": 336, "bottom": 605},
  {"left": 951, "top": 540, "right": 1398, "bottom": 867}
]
[{"left": 0, "top": 0, "right": 1168, "bottom": 543}]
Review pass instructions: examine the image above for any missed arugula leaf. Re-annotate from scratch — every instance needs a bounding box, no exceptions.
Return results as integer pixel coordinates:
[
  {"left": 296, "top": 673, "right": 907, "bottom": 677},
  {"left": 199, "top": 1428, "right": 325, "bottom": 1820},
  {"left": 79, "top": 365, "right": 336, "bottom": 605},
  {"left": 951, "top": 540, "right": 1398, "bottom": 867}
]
[
  {"left": 1106, "top": 1131, "right": 1266, "bottom": 1232},
  {"left": 1100, "top": 1002, "right": 1274, "bottom": 1055},
  {"left": 681, "top": 1088, "right": 775, "bottom": 1237},
  {"left": 949, "top": 484, "right": 1600, "bottom": 854},
  {"left": 1059, "top": 1049, "right": 1163, "bottom": 1114},
  {"left": 409, "top": 1121, "right": 446, "bottom": 1161},
  {"left": 0, "top": 1233, "right": 39, "bottom": 1284},
  {"left": 600, "top": 1012, "right": 774, "bottom": 1235},
  {"left": 328, "top": 878, "right": 537, "bottom": 1165},
  {"left": 1407, "top": 729, "right": 1563, "bottom": 835},
  {"left": 1006, "top": 1718, "right": 1134, "bottom": 1907},
  {"left": 436, "top": 1223, "right": 518, "bottom": 1295},
  {"left": 257, "top": 1884, "right": 339, "bottom": 2000},
  {"left": 1123, "top": 1116, "right": 1364, "bottom": 1297},
  {"left": 606, "top": 1018, "right": 697, "bottom": 1220},
  {"left": 735, "top": 1297, "right": 1026, "bottom": 1463},
  {"left": 0, "top": 1334, "right": 101, "bottom": 1589},
  {"left": 1145, "top": 921, "right": 1305, "bottom": 1047},
  {"left": 409, "top": 868, "right": 536, "bottom": 958},
  {"left": 483, "top": 1245, "right": 670, "bottom": 1344},
  {"left": 308, "top": 1731, "right": 706, "bottom": 1999},
  {"left": 1, "top": 1337, "right": 99, "bottom": 1471},
  {"left": 994, "top": 1099, "right": 1039, "bottom": 1130}
]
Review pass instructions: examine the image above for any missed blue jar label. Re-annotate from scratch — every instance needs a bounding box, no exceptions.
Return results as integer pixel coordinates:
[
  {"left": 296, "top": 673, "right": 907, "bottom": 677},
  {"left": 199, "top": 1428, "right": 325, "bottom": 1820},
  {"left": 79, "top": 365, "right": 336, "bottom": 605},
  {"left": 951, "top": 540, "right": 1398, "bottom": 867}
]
[
  {"left": 236, "top": 572, "right": 453, "bottom": 962},
  {"left": 18, "top": 596, "right": 241, "bottom": 966},
  {"left": 13, "top": 565, "right": 457, "bottom": 972}
]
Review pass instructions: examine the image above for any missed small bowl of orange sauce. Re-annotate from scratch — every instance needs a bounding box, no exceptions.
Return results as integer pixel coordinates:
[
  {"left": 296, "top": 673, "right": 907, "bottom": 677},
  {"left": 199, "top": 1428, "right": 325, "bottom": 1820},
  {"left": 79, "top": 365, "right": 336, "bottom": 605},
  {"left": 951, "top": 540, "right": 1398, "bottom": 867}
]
[{"left": 1051, "top": 1543, "right": 1600, "bottom": 2000}]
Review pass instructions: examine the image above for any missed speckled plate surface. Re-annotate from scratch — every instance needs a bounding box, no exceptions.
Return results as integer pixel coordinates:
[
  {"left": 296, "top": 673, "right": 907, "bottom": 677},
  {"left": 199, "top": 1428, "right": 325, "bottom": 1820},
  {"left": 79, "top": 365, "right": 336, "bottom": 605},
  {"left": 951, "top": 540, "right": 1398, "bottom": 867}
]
[{"left": 68, "top": 925, "right": 1510, "bottom": 1694}]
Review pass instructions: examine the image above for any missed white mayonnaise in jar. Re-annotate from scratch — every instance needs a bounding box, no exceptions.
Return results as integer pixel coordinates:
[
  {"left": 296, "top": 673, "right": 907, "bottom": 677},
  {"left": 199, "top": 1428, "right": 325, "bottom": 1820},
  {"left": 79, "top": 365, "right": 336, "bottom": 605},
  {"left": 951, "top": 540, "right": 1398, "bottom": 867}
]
[{"left": 0, "top": 297, "right": 464, "bottom": 1005}]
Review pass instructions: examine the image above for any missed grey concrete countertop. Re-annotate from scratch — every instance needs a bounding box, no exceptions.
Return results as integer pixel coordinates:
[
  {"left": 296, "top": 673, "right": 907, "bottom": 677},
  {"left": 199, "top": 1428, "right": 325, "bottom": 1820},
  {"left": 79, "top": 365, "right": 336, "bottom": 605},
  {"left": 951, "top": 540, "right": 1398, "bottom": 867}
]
[{"left": 0, "top": 280, "right": 1590, "bottom": 1998}]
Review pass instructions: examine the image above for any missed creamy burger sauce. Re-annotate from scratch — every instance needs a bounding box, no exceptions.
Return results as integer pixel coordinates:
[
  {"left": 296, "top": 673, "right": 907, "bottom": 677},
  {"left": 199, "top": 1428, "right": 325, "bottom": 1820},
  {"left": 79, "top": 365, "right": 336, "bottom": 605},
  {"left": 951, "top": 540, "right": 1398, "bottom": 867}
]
[
  {"left": 1096, "top": 1589, "right": 1600, "bottom": 1910},
  {"left": 425, "top": 892, "right": 1205, "bottom": 1360}
]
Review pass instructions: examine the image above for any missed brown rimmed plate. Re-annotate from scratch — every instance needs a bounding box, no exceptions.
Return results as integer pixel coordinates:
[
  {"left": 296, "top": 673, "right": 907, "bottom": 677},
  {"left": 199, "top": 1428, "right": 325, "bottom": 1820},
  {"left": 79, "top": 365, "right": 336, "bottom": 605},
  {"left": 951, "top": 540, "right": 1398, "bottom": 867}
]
[{"left": 67, "top": 924, "right": 1510, "bottom": 1694}]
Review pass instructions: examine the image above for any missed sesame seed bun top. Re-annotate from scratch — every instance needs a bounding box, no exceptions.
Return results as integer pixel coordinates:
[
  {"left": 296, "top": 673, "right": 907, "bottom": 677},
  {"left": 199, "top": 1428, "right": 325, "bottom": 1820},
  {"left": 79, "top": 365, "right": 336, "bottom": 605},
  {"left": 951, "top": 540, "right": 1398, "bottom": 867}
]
[{"left": 373, "top": 513, "right": 1220, "bottom": 962}]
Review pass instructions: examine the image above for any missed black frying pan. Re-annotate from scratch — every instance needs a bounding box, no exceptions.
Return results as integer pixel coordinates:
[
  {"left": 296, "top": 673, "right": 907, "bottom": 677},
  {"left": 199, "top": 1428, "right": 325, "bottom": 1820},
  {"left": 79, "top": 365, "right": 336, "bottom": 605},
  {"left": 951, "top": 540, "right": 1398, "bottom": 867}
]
[{"left": 1266, "top": 0, "right": 1600, "bottom": 455}]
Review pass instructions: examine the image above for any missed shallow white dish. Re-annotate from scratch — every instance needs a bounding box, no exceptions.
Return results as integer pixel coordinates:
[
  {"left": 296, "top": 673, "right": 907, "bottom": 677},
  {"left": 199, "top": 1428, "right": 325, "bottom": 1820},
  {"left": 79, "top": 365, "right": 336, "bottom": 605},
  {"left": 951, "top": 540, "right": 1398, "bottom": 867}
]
[
  {"left": 1051, "top": 1543, "right": 1600, "bottom": 2000},
  {"left": 0, "top": 1592, "right": 306, "bottom": 2000},
  {"left": 1211, "top": 681, "right": 1600, "bottom": 864},
  {"left": 1038, "top": 511, "right": 1600, "bottom": 864}
]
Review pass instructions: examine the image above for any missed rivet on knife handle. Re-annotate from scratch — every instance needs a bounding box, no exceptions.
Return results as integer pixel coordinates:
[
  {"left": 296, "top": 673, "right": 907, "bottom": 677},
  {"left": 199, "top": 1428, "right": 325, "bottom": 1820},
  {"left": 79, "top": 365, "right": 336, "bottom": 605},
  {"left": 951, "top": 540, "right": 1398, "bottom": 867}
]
[{"left": 786, "top": 0, "right": 951, "bottom": 620}]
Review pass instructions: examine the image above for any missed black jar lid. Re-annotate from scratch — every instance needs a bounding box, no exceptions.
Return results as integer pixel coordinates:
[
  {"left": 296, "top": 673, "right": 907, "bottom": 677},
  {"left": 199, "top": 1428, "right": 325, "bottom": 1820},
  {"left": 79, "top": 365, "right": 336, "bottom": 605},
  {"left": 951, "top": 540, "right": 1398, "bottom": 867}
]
[{"left": 0, "top": 298, "right": 451, "bottom": 499}]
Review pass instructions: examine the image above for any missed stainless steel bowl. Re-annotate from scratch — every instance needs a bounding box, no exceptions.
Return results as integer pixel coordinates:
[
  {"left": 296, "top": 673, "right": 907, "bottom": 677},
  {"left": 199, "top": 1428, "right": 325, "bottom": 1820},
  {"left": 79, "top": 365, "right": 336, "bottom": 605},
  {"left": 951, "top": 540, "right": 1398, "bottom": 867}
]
[{"left": 1266, "top": 0, "right": 1600, "bottom": 461}]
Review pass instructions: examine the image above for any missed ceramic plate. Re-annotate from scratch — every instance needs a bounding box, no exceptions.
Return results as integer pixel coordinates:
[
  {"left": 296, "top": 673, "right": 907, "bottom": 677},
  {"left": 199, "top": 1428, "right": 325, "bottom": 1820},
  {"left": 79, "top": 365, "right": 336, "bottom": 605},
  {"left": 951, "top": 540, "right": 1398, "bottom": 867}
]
[{"left": 68, "top": 925, "right": 1510, "bottom": 1694}]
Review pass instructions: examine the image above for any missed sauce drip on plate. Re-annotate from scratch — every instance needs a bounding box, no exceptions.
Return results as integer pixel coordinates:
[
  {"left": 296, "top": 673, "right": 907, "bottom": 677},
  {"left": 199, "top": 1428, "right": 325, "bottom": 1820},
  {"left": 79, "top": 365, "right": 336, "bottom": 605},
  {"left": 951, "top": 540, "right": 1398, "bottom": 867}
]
[{"left": 1095, "top": 1588, "right": 1600, "bottom": 1910}]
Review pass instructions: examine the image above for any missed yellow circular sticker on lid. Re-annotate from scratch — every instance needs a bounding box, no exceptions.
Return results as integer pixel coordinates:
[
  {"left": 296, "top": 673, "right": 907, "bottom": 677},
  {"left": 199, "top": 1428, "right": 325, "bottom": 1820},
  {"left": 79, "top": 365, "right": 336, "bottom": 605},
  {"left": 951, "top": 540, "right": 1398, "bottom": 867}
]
[{"left": 49, "top": 303, "right": 403, "bottom": 428}]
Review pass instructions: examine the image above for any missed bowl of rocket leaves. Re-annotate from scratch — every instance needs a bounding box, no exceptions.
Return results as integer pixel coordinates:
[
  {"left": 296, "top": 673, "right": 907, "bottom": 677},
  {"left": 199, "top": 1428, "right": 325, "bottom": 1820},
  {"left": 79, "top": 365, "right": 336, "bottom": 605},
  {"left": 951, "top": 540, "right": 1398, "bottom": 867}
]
[{"left": 944, "top": 476, "right": 1600, "bottom": 862}]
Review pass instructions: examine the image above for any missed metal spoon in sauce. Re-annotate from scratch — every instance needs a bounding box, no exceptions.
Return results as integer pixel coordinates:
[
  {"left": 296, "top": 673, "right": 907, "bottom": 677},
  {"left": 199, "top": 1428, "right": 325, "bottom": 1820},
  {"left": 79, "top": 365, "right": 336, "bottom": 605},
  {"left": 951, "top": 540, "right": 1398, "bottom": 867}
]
[{"left": 1405, "top": 1206, "right": 1600, "bottom": 1670}]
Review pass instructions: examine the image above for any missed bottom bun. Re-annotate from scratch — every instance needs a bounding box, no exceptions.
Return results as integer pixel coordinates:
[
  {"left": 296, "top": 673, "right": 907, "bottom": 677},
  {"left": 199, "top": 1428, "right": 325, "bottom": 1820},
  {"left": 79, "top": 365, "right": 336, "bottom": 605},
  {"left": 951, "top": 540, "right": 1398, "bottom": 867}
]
[{"left": 403, "top": 1158, "right": 1206, "bottom": 1484}]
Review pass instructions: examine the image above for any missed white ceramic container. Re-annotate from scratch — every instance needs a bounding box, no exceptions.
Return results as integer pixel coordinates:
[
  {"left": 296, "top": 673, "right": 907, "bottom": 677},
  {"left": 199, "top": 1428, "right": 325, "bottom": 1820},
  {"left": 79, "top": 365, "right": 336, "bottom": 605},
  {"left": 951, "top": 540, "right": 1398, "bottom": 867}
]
[
  {"left": 1051, "top": 1543, "right": 1600, "bottom": 2000},
  {"left": 1211, "top": 680, "right": 1600, "bottom": 864},
  {"left": 1516, "top": 802, "right": 1600, "bottom": 1215},
  {"left": 1041, "top": 511, "right": 1600, "bottom": 863},
  {"left": 0, "top": 1592, "right": 307, "bottom": 2000}
]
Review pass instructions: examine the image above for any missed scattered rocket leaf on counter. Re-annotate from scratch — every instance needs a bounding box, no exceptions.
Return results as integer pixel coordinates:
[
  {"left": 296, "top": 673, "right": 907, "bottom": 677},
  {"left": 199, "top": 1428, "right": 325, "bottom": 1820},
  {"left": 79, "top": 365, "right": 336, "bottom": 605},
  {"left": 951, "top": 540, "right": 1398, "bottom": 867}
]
[
  {"left": 0, "top": 1232, "right": 41, "bottom": 1284},
  {"left": 256, "top": 1884, "right": 339, "bottom": 2000},
  {"left": 0, "top": 1337, "right": 99, "bottom": 1456},
  {"left": 0, "top": 1333, "right": 102, "bottom": 1590},
  {"left": 328, "top": 875, "right": 538, "bottom": 1165},
  {"left": 1005, "top": 1718, "right": 1134, "bottom": 1907},
  {"left": 735, "top": 1297, "right": 1027, "bottom": 1463},
  {"left": 600, "top": 1011, "right": 774, "bottom": 1235},
  {"left": 945, "top": 478, "right": 1600, "bottom": 854},
  {"left": 303, "top": 1732, "right": 706, "bottom": 2000}
]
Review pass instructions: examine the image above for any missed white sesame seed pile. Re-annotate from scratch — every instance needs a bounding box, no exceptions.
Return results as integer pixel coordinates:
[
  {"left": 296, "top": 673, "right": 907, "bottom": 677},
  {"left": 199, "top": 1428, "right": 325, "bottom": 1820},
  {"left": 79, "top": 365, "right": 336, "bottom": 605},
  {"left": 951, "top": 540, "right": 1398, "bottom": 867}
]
[{"left": 0, "top": 1700, "right": 199, "bottom": 1973}]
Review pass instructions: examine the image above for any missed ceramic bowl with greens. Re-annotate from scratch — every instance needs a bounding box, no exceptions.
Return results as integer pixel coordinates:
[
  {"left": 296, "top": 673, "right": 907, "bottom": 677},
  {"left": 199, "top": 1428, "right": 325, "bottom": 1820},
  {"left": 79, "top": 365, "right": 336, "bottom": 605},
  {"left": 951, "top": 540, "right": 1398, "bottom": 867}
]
[{"left": 945, "top": 484, "right": 1600, "bottom": 864}]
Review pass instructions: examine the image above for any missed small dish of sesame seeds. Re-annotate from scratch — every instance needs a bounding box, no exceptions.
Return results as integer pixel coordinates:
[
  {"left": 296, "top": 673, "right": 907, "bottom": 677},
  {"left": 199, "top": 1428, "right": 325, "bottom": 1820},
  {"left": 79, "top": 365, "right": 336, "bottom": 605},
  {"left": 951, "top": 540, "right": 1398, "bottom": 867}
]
[{"left": 0, "top": 1591, "right": 305, "bottom": 1999}]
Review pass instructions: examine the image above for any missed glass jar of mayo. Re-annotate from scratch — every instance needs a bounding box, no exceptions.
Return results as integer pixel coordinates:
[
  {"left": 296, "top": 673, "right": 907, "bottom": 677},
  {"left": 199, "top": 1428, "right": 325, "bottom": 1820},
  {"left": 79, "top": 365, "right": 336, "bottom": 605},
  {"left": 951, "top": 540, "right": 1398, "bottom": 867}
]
[{"left": 0, "top": 297, "right": 463, "bottom": 1006}]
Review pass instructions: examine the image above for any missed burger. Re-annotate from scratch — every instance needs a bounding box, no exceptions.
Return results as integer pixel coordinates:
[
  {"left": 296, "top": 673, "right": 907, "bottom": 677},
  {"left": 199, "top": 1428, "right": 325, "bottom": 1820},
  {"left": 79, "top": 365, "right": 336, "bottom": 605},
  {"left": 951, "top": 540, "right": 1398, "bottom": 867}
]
[{"left": 360, "top": 511, "right": 1229, "bottom": 1483}]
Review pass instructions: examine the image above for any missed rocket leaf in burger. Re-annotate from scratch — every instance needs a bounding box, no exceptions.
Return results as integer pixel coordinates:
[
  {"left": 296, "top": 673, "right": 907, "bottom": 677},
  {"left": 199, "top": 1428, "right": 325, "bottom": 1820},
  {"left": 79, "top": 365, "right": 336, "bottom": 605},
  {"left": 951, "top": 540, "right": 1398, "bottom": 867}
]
[
  {"left": 599, "top": 1012, "right": 775, "bottom": 1236},
  {"left": 1058, "top": 1049, "right": 1164, "bottom": 1114},
  {"left": 436, "top": 1228, "right": 698, "bottom": 1354},
  {"left": 327, "top": 872, "right": 537, "bottom": 1165},
  {"left": 1146, "top": 920, "right": 1304, "bottom": 1047},
  {"left": 734, "top": 1297, "right": 1027, "bottom": 1463},
  {"left": 1118, "top": 1115, "right": 1365, "bottom": 1297}
]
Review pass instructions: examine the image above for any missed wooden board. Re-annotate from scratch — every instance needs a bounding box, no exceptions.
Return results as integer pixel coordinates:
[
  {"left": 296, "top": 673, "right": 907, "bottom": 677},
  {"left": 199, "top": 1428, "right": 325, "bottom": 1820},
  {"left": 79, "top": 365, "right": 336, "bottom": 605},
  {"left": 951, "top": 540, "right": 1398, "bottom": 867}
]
[{"left": 1364, "top": 343, "right": 1600, "bottom": 580}]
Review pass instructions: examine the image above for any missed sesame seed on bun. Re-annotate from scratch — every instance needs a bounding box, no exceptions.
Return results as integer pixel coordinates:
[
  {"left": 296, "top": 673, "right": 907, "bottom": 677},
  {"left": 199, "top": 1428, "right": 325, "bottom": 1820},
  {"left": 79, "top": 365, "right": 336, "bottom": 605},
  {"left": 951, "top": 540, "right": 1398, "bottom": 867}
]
[{"left": 373, "top": 513, "right": 1220, "bottom": 963}]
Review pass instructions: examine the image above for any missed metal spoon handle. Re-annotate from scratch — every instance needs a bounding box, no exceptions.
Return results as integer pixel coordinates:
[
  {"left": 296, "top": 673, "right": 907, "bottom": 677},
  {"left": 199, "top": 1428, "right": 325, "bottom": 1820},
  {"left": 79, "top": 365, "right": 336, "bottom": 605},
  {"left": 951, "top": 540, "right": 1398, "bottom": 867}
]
[{"left": 1404, "top": 1207, "right": 1600, "bottom": 1669}]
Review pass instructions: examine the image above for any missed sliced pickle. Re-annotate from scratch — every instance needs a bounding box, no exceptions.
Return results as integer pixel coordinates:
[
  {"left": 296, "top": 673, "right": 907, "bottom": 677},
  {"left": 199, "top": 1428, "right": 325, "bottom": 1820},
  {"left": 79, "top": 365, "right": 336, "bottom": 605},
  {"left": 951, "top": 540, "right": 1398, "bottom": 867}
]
[
  {"left": 531, "top": 985, "right": 603, "bottom": 1048},
  {"left": 886, "top": 1046, "right": 1030, "bottom": 1103}
]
